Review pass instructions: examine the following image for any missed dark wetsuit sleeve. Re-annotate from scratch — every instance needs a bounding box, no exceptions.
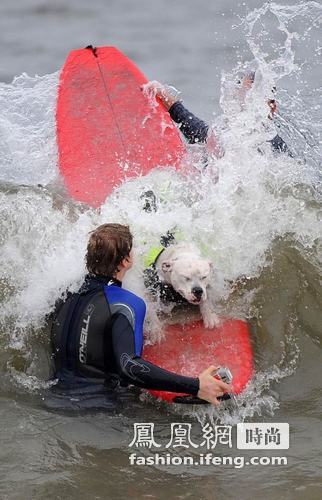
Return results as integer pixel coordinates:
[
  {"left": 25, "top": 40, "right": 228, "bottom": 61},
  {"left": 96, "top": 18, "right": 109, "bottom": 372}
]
[
  {"left": 111, "top": 314, "right": 199, "bottom": 395},
  {"left": 269, "top": 134, "right": 292, "bottom": 156},
  {"left": 169, "top": 101, "right": 209, "bottom": 144}
]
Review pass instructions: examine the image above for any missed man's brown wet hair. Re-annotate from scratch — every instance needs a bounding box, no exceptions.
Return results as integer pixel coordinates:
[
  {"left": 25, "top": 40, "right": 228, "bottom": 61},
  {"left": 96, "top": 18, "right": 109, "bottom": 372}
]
[{"left": 86, "top": 223, "right": 133, "bottom": 277}]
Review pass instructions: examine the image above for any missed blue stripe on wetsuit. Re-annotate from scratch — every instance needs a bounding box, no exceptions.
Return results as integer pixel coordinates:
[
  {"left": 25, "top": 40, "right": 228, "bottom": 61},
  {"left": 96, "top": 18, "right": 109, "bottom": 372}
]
[{"left": 103, "top": 285, "right": 146, "bottom": 357}]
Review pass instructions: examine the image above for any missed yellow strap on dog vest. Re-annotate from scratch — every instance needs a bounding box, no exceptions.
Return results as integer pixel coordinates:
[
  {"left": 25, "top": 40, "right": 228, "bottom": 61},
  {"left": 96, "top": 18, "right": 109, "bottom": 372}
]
[
  {"left": 143, "top": 246, "right": 165, "bottom": 268},
  {"left": 142, "top": 228, "right": 185, "bottom": 268}
]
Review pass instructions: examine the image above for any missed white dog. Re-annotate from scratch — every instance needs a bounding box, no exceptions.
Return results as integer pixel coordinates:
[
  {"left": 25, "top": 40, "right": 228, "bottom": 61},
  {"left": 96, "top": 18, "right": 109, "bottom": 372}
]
[{"left": 147, "top": 243, "right": 221, "bottom": 329}]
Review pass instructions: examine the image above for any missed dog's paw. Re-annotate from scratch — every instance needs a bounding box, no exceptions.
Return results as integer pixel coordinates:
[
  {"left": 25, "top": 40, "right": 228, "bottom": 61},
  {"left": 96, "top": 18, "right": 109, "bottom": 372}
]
[{"left": 202, "top": 311, "right": 221, "bottom": 329}]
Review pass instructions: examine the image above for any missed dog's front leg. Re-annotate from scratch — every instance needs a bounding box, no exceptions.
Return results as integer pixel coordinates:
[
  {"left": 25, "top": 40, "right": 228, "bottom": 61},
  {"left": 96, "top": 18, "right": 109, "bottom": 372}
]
[
  {"left": 144, "top": 303, "right": 165, "bottom": 343},
  {"left": 200, "top": 299, "right": 221, "bottom": 329}
]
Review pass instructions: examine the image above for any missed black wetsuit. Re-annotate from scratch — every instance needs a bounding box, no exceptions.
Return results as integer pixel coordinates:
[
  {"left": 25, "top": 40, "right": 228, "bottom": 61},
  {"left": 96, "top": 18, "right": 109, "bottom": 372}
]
[
  {"left": 169, "top": 101, "right": 291, "bottom": 154},
  {"left": 51, "top": 275, "right": 199, "bottom": 395}
]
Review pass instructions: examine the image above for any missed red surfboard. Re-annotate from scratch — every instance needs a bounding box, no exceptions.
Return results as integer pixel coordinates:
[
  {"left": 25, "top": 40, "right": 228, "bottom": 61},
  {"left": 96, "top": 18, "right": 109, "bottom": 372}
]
[
  {"left": 56, "top": 46, "right": 185, "bottom": 207},
  {"left": 143, "top": 319, "right": 253, "bottom": 403}
]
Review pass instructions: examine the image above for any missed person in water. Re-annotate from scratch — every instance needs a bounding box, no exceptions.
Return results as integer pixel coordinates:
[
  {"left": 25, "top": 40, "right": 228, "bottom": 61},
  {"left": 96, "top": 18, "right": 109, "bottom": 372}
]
[
  {"left": 145, "top": 71, "right": 291, "bottom": 156},
  {"left": 51, "top": 223, "right": 230, "bottom": 406}
]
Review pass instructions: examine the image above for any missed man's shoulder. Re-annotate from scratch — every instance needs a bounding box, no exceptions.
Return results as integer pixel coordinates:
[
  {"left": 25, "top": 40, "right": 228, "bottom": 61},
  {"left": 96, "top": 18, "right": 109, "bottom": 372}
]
[{"left": 105, "top": 284, "right": 146, "bottom": 309}]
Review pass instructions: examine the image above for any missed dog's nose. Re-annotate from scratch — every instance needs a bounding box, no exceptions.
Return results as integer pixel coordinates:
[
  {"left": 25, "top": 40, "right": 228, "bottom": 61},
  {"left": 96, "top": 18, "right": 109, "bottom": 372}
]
[{"left": 192, "top": 286, "right": 203, "bottom": 299}]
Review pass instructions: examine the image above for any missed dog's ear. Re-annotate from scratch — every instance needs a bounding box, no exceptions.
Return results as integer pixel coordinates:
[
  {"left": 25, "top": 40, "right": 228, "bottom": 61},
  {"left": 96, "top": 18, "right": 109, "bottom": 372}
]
[
  {"left": 161, "top": 260, "right": 173, "bottom": 274},
  {"left": 208, "top": 260, "right": 214, "bottom": 272}
]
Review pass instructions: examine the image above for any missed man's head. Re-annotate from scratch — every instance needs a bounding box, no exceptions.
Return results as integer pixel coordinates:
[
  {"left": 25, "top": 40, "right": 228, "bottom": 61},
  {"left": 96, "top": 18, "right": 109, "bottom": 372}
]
[
  {"left": 236, "top": 70, "right": 277, "bottom": 118},
  {"left": 86, "top": 223, "right": 133, "bottom": 278}
]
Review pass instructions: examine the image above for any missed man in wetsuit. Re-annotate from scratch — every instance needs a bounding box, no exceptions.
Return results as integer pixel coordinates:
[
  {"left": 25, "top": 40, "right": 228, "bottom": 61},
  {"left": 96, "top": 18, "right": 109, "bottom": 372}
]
[
  {"left": 51, "top": 223, "right": 230, "bottom": 406},
  {"left": 147, "top": 72, "right": 291, "bottom": 155}
]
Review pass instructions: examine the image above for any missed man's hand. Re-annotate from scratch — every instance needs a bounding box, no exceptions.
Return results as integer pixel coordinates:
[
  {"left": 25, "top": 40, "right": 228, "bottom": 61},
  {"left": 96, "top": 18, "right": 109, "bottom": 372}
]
[
  {"left": 142, "top": 81, "right": 180, "bottom": 111},
  {"left": 197, "top": 365, "right": 231, "bottom": 406},
  {"left": 267, "top": 99, "right": 277, "bottom": 119}
]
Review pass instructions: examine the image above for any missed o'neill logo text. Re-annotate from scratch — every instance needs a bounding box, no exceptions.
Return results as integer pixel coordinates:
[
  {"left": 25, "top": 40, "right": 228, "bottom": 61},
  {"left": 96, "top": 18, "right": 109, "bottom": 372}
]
[{"left": 79, "top": 304, "right": 94, "bottom": 363}]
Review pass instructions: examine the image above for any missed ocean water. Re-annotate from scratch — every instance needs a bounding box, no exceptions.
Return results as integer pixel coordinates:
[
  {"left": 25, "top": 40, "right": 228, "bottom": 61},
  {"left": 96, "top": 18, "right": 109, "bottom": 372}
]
[{"left": 0, "top": 1, "right": 321, "bottom": 499}]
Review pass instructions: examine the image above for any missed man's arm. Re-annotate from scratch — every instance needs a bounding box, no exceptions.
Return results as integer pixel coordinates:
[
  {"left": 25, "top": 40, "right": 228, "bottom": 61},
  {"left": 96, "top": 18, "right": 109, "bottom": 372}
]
[
  {"left": 147, "top": 80, "right": 291, "bottom": 156},
  {"left": 169, "top": 101, "right": 209, "bottom": 144},
  {"left": 143, "top": 81, "right": 209, "bottom": 144},
  {"left": 111, "top": 314, "right": 199, "bottom": 394},
  {"left": 111, "top": 314, "right": 230, "bottom": 404}
]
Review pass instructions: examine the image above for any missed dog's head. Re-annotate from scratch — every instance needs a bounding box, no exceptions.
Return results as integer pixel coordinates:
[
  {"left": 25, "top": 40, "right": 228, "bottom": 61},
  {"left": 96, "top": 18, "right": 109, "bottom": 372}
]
[{"left": 161, "top": 257, "right": 213, "bottom": 304}]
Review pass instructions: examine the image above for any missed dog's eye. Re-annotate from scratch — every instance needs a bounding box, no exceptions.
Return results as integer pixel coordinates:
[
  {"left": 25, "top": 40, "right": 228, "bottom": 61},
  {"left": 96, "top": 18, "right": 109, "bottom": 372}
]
[
  {"left": 201, "top": 276, "right": 208, "bottom": 280},
  {"left": 184, "top": 277, "right": 191, "bottom": 282}
]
